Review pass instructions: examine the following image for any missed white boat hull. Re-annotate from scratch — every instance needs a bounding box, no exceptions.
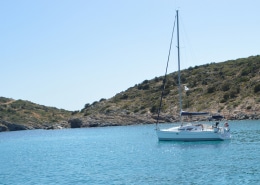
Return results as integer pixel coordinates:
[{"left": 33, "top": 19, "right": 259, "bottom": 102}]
[{"left": 156, "top": 126, "right": 231, "bottom": 141}]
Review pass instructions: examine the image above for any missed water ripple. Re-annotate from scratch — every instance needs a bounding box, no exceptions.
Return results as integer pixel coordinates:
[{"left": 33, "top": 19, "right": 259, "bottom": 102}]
[{"left": 0, "top": 121, "right": 259, "bottom": 184}]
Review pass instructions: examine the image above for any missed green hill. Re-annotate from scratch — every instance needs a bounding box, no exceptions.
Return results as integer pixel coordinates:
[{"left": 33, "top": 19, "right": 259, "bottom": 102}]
[{"left": 1, "top": 55, "right": 260, "bottom": 131}]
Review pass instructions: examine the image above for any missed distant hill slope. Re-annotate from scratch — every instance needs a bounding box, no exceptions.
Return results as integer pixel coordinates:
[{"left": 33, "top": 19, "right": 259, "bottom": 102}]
[
  {"left": 81, "top": 55, "right": 260, "bottom": 122},
  {"left": 0, "top": 97, "right": 73, "bottom": 131},
  {"left": 1, "top": 55, "right": 260, "bottom": 131}
]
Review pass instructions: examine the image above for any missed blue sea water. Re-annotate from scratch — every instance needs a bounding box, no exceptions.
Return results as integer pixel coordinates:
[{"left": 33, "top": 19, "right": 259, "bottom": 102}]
[{"left": 0, "top": 120, "right": 259, "bottom": 185}]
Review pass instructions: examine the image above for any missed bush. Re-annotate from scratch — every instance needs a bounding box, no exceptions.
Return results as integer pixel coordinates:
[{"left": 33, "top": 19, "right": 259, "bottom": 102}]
[
  {"left": 241, "top": 67, "right": 252, "bottom": 76},
  {"left": 92, "top": 101, "right": 98, "bottom": 106},
  {"left": 150, "top": 105, "right": 158, "bottom": 113},
  {"left": 163, "top": 89, "right": 170, "bottom": 96},
  {"left": 201, "top": 80, "right": 207, "bottom": 85},
  {"left": 154, "top": 77, "right": 160, "bottom": 82},
  {"left": 120, "top": 94, "right": 128, "bottom": 100},
  {"left": 0, "top": 97, "right": 10, "bottom": 103},
  {"left": 229, "top": 90, "right": 237, "bottom": 98},
  {"left": 143, "top": 80, "right": 149, "bottom": 84},
  {"left": 237, "top": 77, "right": 249, "bottom": 83},
  {"left": 143, "top": 84, "right": 150, "bottom": 90},
  {"left": 84, "top": 103, "right": 90, "bottom": 109},
  {"left": 207, "top": 86, "right": 215, "bottom": 93},
  {"left": 222, "top": 93, "right": 230, "bottom": 102},
  {"left": 254, "top": 84, "right": 260, "bottom": 93},
  {"left": 137, "top": 84, "right": 150, "bottom": 90},
  {"left": 71, "top": 111, "right": 79, "bottom": 115},
  {"left": 221, "top": 83, "right": 230, "bottom": 91}
]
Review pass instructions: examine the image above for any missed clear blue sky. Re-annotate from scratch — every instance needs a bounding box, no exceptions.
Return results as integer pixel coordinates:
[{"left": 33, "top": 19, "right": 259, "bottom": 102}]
[{"left": 1, "top": 0, "right": 259, "bottom": 111}]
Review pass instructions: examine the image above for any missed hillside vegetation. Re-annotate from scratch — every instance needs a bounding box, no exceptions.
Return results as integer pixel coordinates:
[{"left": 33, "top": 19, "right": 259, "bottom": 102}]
[
  {"left": 81, "top": 55, "right": 260, "bottom": 122},
  {"left": 1, "top": 55, "right": 260, "bottom": 131},
  {"left": 0, "top": 97, "right": 72, "bottom": 131}
]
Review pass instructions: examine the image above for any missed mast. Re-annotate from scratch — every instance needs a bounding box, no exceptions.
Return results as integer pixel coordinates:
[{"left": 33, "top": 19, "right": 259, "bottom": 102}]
[
  {"left": 176, "top": 10, "right": 183, "bottom": 124},
  {"left": 155, "top": 10, "right": 177, "bottom": 130}
]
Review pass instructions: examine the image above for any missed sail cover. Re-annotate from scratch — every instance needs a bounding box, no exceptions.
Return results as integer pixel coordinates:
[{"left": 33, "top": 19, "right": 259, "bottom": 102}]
[{"left": 181, "top": 111, "right": 208, "bottom": 116}]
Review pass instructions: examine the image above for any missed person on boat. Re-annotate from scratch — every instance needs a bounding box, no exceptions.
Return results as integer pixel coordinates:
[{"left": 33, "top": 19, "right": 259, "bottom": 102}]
[
  {"left": 224, "top": 122, "right": 230, "bottom": 132},
  {"left": 195, "top": 124, "right": 203, "bottom": 130},
  {"left": 213, "top": 122, "right": 219, "bottom": 128}
]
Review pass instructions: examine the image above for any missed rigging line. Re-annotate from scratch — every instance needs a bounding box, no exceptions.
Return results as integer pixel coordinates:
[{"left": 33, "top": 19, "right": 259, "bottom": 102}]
[
  {"left": 179, "top": 14, "right": 198, "bottom": 70},
  {"left": 156, "top": 12, "right": 177, "bottom": 129}
]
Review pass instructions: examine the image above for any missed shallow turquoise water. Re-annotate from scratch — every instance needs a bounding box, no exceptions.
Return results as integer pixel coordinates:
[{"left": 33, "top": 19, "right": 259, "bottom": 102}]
[{"left": 0, "top": 120, "right": 259, "bottom": 185}]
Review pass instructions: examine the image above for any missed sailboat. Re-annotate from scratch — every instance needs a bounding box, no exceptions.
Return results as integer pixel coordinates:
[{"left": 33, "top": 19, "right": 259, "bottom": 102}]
[{"left": 156, "top": 10, "right": 231, "bottom": 141}]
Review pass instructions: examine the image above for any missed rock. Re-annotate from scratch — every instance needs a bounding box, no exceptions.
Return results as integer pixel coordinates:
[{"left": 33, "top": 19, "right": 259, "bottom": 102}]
[
  {"left": 0, "top": 124, "right": 8, "bottom": 132},
  {"left": 0, "top": 121, "right": 29, "bottom": 131},
  {"left": 45, "top": 124, "right": 63, "bottom": 130},
  {"left": 69, "top": 118, "right": 83, "bottom": 128}
]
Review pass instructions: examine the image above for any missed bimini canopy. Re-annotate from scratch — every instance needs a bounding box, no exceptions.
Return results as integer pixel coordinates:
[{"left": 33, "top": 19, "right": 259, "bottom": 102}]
[
  {"left": 181, "top": 111, "right": 209, "bottom": 116},
  {"left": 211, "top": 115, "right": 224, "bottom": 120}
]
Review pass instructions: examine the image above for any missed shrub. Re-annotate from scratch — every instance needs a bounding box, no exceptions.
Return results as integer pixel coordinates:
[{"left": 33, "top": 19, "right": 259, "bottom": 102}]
[
  {"left": 154, "top": 77, "right": 160, "bottom": 82},
  {"left": 99, "top": 98, "right": 106, "bottom": 102},
  {"left": 71, "top": 111, "right": 79, "bottom": 115},
  {"left": 221, "top": 83, "right": 230, "bottom": 91},
  {"left": 207, "top": 86, "right": 215, "bottom": 93},
  {"left": 143, "top": 80, "right": 149, "bottom": 84},
  {"left": 84, "top": 103, "right": 90, "bottom": 109},
  {"left": 241, "top": 67, "right": 251, "bottom": 76},
  {"left": 120, "top": 94, "right": 128, "bottom": 100},
  {"left": 92, "top": 101, "right": 98, "bottom": 106},
  {"left": 137, "top": 84, "right": 149, "bottom": 90},
  {"left": 163, "top": 89, "right": 170, "bottom": 96},
  {"left": 229, "top": 89, "right": 238, "bottom": 98},
  {"left": 201, "top": 80, "right": 207, "bottom": 85},
  {"left": 237, "top": 77, "right": 249, "bottom": 83},
  {"left": 140, "top": 106, "right": 145, "bottom": 110},
  {"left": 144, "top": 84, "right": 150, "bottom": 90},
  {"left": 222, "top": 93, "right": 229, "bottom": 102},
  {"left": 150, "top": 105, "right": 157, "bottom": 113},
  {"left": 0, "top": 97, "right": 10, "bottom": 103},
  {"left": 254, "top": 84, "right": 260, "bottom": 93}
]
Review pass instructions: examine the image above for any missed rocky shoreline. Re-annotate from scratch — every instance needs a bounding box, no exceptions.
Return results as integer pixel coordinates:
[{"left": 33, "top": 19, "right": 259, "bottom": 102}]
[{"left": 0, "top": 112, "right": 259, "bottom": 132}]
